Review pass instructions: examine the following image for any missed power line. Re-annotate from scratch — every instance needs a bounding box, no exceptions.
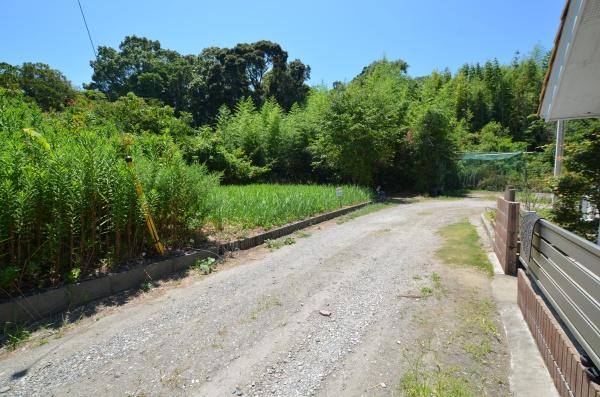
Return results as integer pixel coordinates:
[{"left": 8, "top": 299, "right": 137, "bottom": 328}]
[{"left": 76, "top": 0, "right": 97, "bottom": 59}]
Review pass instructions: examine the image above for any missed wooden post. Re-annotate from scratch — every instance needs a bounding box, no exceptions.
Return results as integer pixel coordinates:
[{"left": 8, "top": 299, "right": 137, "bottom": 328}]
[{"left": 494, "top": 190, "right": 520, "bottom": 275}]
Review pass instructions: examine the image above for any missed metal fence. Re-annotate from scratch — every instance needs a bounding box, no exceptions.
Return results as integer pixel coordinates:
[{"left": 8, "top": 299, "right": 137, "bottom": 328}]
[{"left": 519, "top": 218, "right": 600, "bottom": 370}]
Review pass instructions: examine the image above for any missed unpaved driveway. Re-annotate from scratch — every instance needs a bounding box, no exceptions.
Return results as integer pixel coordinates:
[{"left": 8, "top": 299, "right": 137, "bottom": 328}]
[{"left": 0, "top": 197, "right": 509, "bottom": 396}]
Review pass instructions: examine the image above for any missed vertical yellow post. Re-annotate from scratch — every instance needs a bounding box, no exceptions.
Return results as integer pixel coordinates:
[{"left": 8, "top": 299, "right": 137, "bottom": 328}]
[{"left": 125, "top": 156, "right": 165, "bottom": 256}]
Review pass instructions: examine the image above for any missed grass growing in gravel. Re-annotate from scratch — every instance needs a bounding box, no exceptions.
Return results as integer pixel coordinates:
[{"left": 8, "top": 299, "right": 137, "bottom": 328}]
[
  {"left": 3, "top": 323, "right": 31, "bottom": 350},
  {"left": 336, "top": 202, "right": 394, "bottom": 224},
  {"left": 209, "top": 184, "right": 372, "bottom": 230},
  {"left": 265, "top": 236, "right": 295, "bottom": 250},
  {"left": 399, "top": 339, "right": 473, "bottom": 397},
  {"left": 436, "top": 221, "right": 493, "bottom": 276},
  {"left": 248, "top": 296, "right": 282, "bottom": 321}
]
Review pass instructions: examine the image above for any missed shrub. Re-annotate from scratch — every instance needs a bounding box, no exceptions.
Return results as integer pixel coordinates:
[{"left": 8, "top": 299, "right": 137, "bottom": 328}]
[{"left": 0, "top": 89, "right": 218, "bottom": 295}]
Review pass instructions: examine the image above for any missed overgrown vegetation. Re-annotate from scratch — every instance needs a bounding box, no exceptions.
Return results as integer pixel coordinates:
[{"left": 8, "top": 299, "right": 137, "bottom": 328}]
[
  {"left": 210, "top": 184, "right": 372, "bottom": 229},
  {"left": 436, "top": 221, "right": 493, "bottom": 276},
  {"left": 1, "top": 35, "right": 597, "bottom": 294},
  {"left": 0, "top": 88, "right": 218, "bottom": 295}
]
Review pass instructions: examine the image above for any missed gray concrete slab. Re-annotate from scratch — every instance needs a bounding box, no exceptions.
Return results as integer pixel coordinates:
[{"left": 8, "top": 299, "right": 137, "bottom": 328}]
[{"left": 477, "top": 214, "right": 559, "bottom": 397}]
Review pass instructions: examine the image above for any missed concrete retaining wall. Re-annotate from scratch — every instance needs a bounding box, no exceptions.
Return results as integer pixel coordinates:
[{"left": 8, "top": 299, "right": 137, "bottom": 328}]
[{"left": 1, "top": 201, "right": 371, "bottom": 325}]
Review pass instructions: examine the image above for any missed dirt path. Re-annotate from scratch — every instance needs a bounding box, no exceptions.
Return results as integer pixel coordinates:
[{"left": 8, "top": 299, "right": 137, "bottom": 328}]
[{"left": 0, "top": 197, "right": 510, "bottom": 396}]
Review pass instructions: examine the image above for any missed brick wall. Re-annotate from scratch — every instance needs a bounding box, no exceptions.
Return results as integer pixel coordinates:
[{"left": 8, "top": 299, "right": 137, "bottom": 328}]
[{"left": 518, "top": 269, "right": 600, "bottom": 397}]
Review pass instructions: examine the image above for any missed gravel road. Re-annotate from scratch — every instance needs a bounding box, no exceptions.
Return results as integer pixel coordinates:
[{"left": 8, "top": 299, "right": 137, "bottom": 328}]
[{"left": 0, "top": 197, "right": 501, "bottom": 396}]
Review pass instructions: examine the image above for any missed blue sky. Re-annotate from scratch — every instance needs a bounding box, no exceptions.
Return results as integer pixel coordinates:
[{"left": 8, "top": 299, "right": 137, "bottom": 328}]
[{"left": 2, "top": 0, "right": 565, "bottom": 88}]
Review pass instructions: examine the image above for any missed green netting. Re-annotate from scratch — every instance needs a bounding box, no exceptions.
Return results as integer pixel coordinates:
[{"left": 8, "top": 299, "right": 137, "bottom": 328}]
[
  {"left": 459, "top": 152, "right": 526, "bottom": 191},
  {"left": 460, "top": 152, "right": 522, "bottom": 161}
]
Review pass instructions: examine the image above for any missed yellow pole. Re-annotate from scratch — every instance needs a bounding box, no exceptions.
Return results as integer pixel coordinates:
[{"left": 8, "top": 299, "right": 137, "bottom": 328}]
[{"left": 125, "top": 156, "right": 165, "bottom": 256}]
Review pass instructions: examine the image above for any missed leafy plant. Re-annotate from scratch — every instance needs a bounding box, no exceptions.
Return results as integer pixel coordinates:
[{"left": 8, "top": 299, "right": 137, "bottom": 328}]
[
  {"left": 3, "top": 322, "right": 30, "bottom": 350},
  {"left": 192, "top": 257, "right": 216, "bottom": 275}
]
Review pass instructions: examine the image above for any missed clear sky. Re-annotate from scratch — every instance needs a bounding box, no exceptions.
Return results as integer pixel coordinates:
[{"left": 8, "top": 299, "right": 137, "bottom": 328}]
[{"left": 2, "top": 0, "right": 565, "bottom": 88}]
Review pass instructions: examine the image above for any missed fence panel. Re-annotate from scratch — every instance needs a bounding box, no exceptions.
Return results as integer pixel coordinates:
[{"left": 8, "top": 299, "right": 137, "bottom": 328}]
[{"left": 520, "top": 218, "right": 600, "bottom": 371}]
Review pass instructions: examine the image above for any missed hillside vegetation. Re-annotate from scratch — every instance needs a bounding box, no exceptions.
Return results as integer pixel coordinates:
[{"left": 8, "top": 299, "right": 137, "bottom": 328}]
[{"left": 1, "top": 37, "right": 599, "bottom": 293}]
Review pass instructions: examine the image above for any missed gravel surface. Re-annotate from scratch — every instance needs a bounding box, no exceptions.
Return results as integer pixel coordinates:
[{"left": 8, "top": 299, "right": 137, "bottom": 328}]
[{"left": 0, "top": 197, "right": 501, "bottom": 396}]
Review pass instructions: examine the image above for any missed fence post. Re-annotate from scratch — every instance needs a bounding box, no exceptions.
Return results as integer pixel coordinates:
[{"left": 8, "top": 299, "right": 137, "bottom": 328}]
[
  {"left": 494, "top": 188, "right": 520, "bottom": 275},
  {"left": 504, "top": 185, "right": 516, "bottom": 202}
]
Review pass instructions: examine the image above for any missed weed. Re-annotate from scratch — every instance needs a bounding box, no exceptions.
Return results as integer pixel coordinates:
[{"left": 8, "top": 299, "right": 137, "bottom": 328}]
[
  {"left": 484, "top": 209, "right": 497, "bottom": 222},
  {"left": 192, "top": 257, "right": 217, "bottom": 275},
  {"left": 431, "top": 272, "right": 442, "bottom": 289},
  {"left": 398, "top": 339, "right": 473, "bottom": 397},
  {"left": 420, "top": 286, "right": 433, "bottom": 298},
  {"left": 3, "top": 322, "right": 30, "bottom": 350},
  {"left": 248, "top": 296, "right": 282, "bottom": 320},
  {"left": 65, "top": 268, "right": 81, "bottom": 284},
  {"left": 295, "top": 231, "right": 311, "bottom": 238},
  {"left": 464, "top": 340, "right": 492, "bottom": 362},
  {"left": 463, "top": 298, "right": 498, "bottom": 338},
  {"left": 265, "top": 237, "right": 295, "bottom": 250},
  {"left": 436, "top": 221, "right": 493, "bottom": 276},
  {"left": 140, "top": 281, "right": 154, "bottom": 292}
]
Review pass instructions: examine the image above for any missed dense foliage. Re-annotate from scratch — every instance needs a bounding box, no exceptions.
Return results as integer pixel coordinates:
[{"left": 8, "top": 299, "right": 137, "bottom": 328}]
[
  {"left": 86, "top": 36, "right": 311, "bottom": 125},
  {"left": 0, "top": 88, "right": 218, "bottom": 293},
  {"left": 210, "top": 184, "right": 372, "bottom": 229},
  {"left": 2, "top": 36, "right": 599, "bottom": 293},
  {"left": 552, "top": 120, "right": 600, "bottom": 241}
]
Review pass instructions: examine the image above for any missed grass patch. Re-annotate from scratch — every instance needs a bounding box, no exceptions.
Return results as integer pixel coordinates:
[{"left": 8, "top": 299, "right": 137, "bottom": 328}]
[
  {"left": 248, "top": 295, "right": 282, "bottom": 321},
  {"left": 295, "top": 231, "right": 311, "bottom": 238},
  {"left": 420, "top": 286, "right": 433, "bottom": 298},
  {"left": 3, "top": 322, "right": 31, "bottom": 350},
  {"left": 265, "top": 236, "right": 295, "bottom": 250},
  {"left": 399, "top": 340, "right": 474, "bottom": 397},
  {"left": 336, "top": 203, "right": 394, "bottom": 224},
  {"left": 436, "top": 221, "right": 493, "bottom": 276},
  {"left": 209, "top": 184, "right": 372, "bottom": 230}
]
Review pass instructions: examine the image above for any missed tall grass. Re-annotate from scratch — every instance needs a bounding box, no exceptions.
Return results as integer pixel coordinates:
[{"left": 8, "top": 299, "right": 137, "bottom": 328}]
[
  {"left": 209, "top": 184, "right": 372, "bottom": 229},
  {"left": 0, "top": 89, "right": 218, "bottom": 294}
]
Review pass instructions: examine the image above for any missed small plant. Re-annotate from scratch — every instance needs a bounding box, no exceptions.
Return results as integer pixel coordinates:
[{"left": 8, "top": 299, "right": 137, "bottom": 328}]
[
  {"left": 420, "top": 286, "right": 433, "bottom": 298},
  {"left": 265, "top": 236, "right": 295, "bottom": 250},
  {"left": 295, "top": 231, "right": 311, "bottom": 238},
  {"left": 484, "top": 209, "right": 497, "bottom": 222},
  {"left": 65, "top": 267, "right": 81, "bottom": 284},
  {"left": 193, "top": 257, "right": 217, "bottom": 275},
  {"left": 431, "top": 272, "right": 442, "bottom": 289},
  {"left": 140, "top": 281, "right": 154, "bottom": 292},
  {"left": 3, "top": 322, "right": 31, "bottom": 350}
]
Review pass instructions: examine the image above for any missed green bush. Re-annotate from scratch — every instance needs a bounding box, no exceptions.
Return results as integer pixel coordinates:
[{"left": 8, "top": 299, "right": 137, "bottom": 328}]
[{"left": 0, "top": 89, "right": 218, "bottom": 294}]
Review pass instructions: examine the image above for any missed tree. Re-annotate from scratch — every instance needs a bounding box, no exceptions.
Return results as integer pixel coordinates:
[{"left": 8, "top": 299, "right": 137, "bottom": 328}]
[
  {"left": 411, "top": 107, "right": 458, "bottom": 194},
  {"left": 310, "top": 60, "right": 409, "bottom": 185},
  {"left": 0, "top": 62, "right": 75, "bottom": 111},
  {"left": 87, "top": 37, "right": 311, "bottom": 125}
]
